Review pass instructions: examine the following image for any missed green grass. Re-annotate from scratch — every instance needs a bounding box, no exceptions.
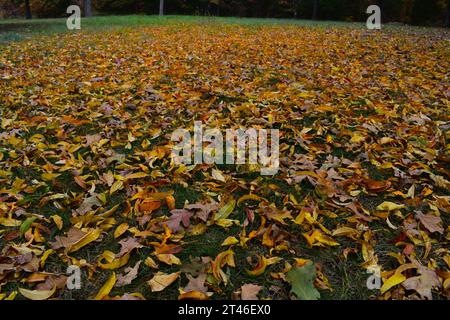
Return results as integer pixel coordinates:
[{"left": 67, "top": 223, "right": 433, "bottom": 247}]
[{"left": 0, "top": 14, "right": 384, "bottom": 44}]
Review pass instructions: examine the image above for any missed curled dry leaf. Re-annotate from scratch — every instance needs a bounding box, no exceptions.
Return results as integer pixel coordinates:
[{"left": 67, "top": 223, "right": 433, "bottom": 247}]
[{"left": 18, "top": 285, "right": 56, "bottom": 300}]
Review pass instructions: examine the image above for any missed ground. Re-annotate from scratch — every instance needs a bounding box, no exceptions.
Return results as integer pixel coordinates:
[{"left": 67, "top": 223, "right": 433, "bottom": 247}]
[{"left": 0, "top": 16, "right": 449, "bottom": 300}]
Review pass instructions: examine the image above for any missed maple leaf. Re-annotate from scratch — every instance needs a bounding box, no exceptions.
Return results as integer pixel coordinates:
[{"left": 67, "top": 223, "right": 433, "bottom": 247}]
[
  {"left": 51, "top": 227, "right": 86, "bottom": 250},
  {"left": 183, "top": 273, "right": 208, "bottom": 294},
  {"left": 165, "top": 209, "right": 193, "bottom": 232},
  {"left": 74, "top": 194, "right": 102, "bottom": 215},
  {"left": 241, "top": 284, "right": 262, "bottom": 300},
  {"left": 116, "top": 261, "right": 141, "bottom": 287},
  {"left": 117, "top": 237, "right": 143, "bottom": 258},
  {"left": 185, "top": 201, "right": 219, "bottom": 222},
  {"left": 181, "top": 256, "right": 211, "bottom": 276},
  {"left": 258, "top": 204, "right": 292, "bottom": 225},
  {"left": 415, "top": 211, "right": 444, "bottom": 234},
  {"left": 286, "top": 262, "right": 320, "bottom": 300},
  {"left": 402, "top": 265, "right": 441, "bottom": 300}
]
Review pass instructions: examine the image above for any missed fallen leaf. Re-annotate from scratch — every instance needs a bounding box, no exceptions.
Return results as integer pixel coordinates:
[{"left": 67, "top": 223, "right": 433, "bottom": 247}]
[
  {"left": 114, "top": 223, "right": 129, "bottom": 238},
  {"left": 376, "top": 202, "right": 405, "bottom": 211},
  {"left": 381, "top": 272, "right": 406, "bottom": 294},
  {"left": 94, "top": 272, "right": 116, "bottom": 300},
  {"left": 165, "top": 209, "right": 193, "bottom": 232},
  {"left": 416, "top": 212, "right": 444, "bottom": 234},
  {"left": 116, "top": 261, "right": 141, "bottom": 287},
  {"left": 286, "top": 262, "right": 320, "bottom": 300},
  {"left": 148, "top": 271, "right": 181, "bottom": 292},
  {"left": 18, "top": 285, "right": 56, "bottom": 301},
  {"left": 214, "top": 198, "right": 236, "bottom": 221},
  {"left": 241, "top": 284, "right": 262, "bottom": 300}
]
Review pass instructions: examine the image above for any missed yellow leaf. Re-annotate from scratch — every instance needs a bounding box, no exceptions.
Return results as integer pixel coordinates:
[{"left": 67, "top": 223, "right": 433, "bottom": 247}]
[
  {"left": 99, "top": 204, "right": 120, "bottom": 218},
  {"left": 246, "top": 256, "right": 267, "bottom": 276},
  {"left": 332, "top": 227, "right": 359, "bottom": 239},
  {"left": 380, "top": 272, "right": 406, "bottom": 294},
  {"left": 303, "top": 230, "right": 339, "bottom": 247},
  {"left": 50, "top": 215, "right": 63, "bottom": 230},
  {"left": 294, "top": 258, "right": 312, "bottom": 267},
  {"left": 41, "top": 172, "right": 61, "bottom": 181},
  {"left": 350, "top": 131, "right": 366, "bottom": 143},
  {"left": 221, "top": 236, "right": 239, "bottom": 246},
  {"left": 189, "top": 223, "right": 207, "bottom": 236},
  {"left": 144, "top": 257, "right": 158, "bottom": 269},
  {"left": 444, "top": 278, "right": 450, "bottom": 290},
  {"left": 1, "top": 118, "right": 13, "bottom": 129},
  {"left": 94, "top": 272, "right": 116, "bottom": 300},
  {"left": 4, "top": 291, "right": 18, "bottom": 300},
  {"left": 148, "top": 272, "right": 180, "bottom": 292},
  {"left": 155, "top": 253, "right": 181, "bottom": 266},
  {"left": 212, "top": 250, "right": 235, "bottom": 283},
  {"left": 19, "top": 285, "right": 56, "bottom": 300},
  {"left": 132, "top": 190, "right": 174, "bottom": 201},
  {"left": 40, "top": 249, "right": 54, "bottom": 268},
  {"left": 237, "top": 194, "right": 264, "bottom": 206},
  {"left": 380, "top": 137, "right": 395, "bottom": 145},
  {"left": 125, "top": 172, "right": 149, "bottom": 180},
  {"left": 114, "top": 223, "right": 129, "bottom": 239},
  {"left": 215, "top": 218, "right": 239, "bottom": 228},
  {"left": 376, "top": 202, "right": 405, "bottom": 211},
  {"left": 110, "top": 180, "right": 124, "bottom": 195},
  {"left": 68, "top": 228, "right": 101, "bottom": 253},
  {"left": 0, "top": 218, "right": 21, "bottom": 227},
  {"left": 98, "top": 253, "right": 130, "bottom": 270}
]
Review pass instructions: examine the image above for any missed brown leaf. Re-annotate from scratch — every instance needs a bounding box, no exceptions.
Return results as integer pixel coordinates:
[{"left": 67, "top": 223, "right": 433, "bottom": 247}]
[
  {"left": 241, "top": 284, "right": 262, "bottom": 300},
  {"left": 183, "top": 273, "right": 208, "bottom": 294},
  {"left": 117, "top": 237, "right": 143, "bottom": 258},
  {"left": 402, "top": 265, "right": 441, "bottom": 299},
  {"left": 416, "top": 211, "right": 444, "bottom": 234},
  {"left": 116, "top": 261, "right": 141, "bottom": 287},
  {"left": 165, "top": 209, "right": 193, "bottom": 232},
  {"left": 51, "top": 227, "right": 86, "bottom": 250},
  {"left": 185, "top": 201, "right": 219, "bottom": 222}
]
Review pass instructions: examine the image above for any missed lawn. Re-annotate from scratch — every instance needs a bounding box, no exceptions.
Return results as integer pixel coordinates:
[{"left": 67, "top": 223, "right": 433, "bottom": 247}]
[{"left": 0, "top": 16, "right": 449, "bottom": 300}]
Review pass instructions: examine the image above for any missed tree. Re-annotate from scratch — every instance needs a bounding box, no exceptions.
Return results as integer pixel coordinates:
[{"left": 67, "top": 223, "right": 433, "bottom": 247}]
[
  {"left": 159, "top": 0, "right": 164, "bottom": 15},
  {"left": 84, "top": 0, "right": 92, "bottom": 17},
  {"left": 293, "top": 0, "right": 301, "bottom": 18},
  {"left": 24, "top": 0, "right": 31, "bottom": 19},
  {"left": 445, "top": 0, "right": 450, "bottom": 27},
  {"left": 312, "top": 0, "right": 319, "bottom": 20}
]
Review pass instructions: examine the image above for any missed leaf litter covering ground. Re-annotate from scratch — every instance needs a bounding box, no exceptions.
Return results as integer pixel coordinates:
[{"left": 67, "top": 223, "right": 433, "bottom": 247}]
[{"left": 0, "top": 24, "right": 449, "bottom": 300}]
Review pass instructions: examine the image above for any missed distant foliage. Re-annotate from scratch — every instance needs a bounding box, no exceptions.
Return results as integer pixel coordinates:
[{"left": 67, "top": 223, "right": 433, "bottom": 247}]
[
  {"left": 0, "top": 0, "right": 449, "bottom": 26},
  {"left": 1, "top": 0, "right": 79, "bottom": 18},
  {"left": 30, "top": 0, "right": 73, "bottom": 18}
]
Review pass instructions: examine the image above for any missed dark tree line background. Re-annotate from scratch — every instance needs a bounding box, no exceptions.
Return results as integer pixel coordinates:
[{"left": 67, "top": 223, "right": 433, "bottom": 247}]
[{"left": 1, "top": 0, "right": 449, "bottom": 27}]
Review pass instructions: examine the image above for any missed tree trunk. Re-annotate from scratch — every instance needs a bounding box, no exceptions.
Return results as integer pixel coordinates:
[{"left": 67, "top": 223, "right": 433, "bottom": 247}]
[
  {"left": 84, "top": 0, "right": 92, "bottom": 17},
  {"left": 312, "top": 0, "right": 319, "bottom": 20},
  {"left": 445, "top": 0, "right": 450, "bottom": 27},
  {"left": 24, "top": 0, "right": 31, "bottom": 19},
  {"left": 159, "top": 0, "right": 164, "bottom": 16},
  {"left": 293, "top": 0, "right": 300, "bottom": 19}
]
